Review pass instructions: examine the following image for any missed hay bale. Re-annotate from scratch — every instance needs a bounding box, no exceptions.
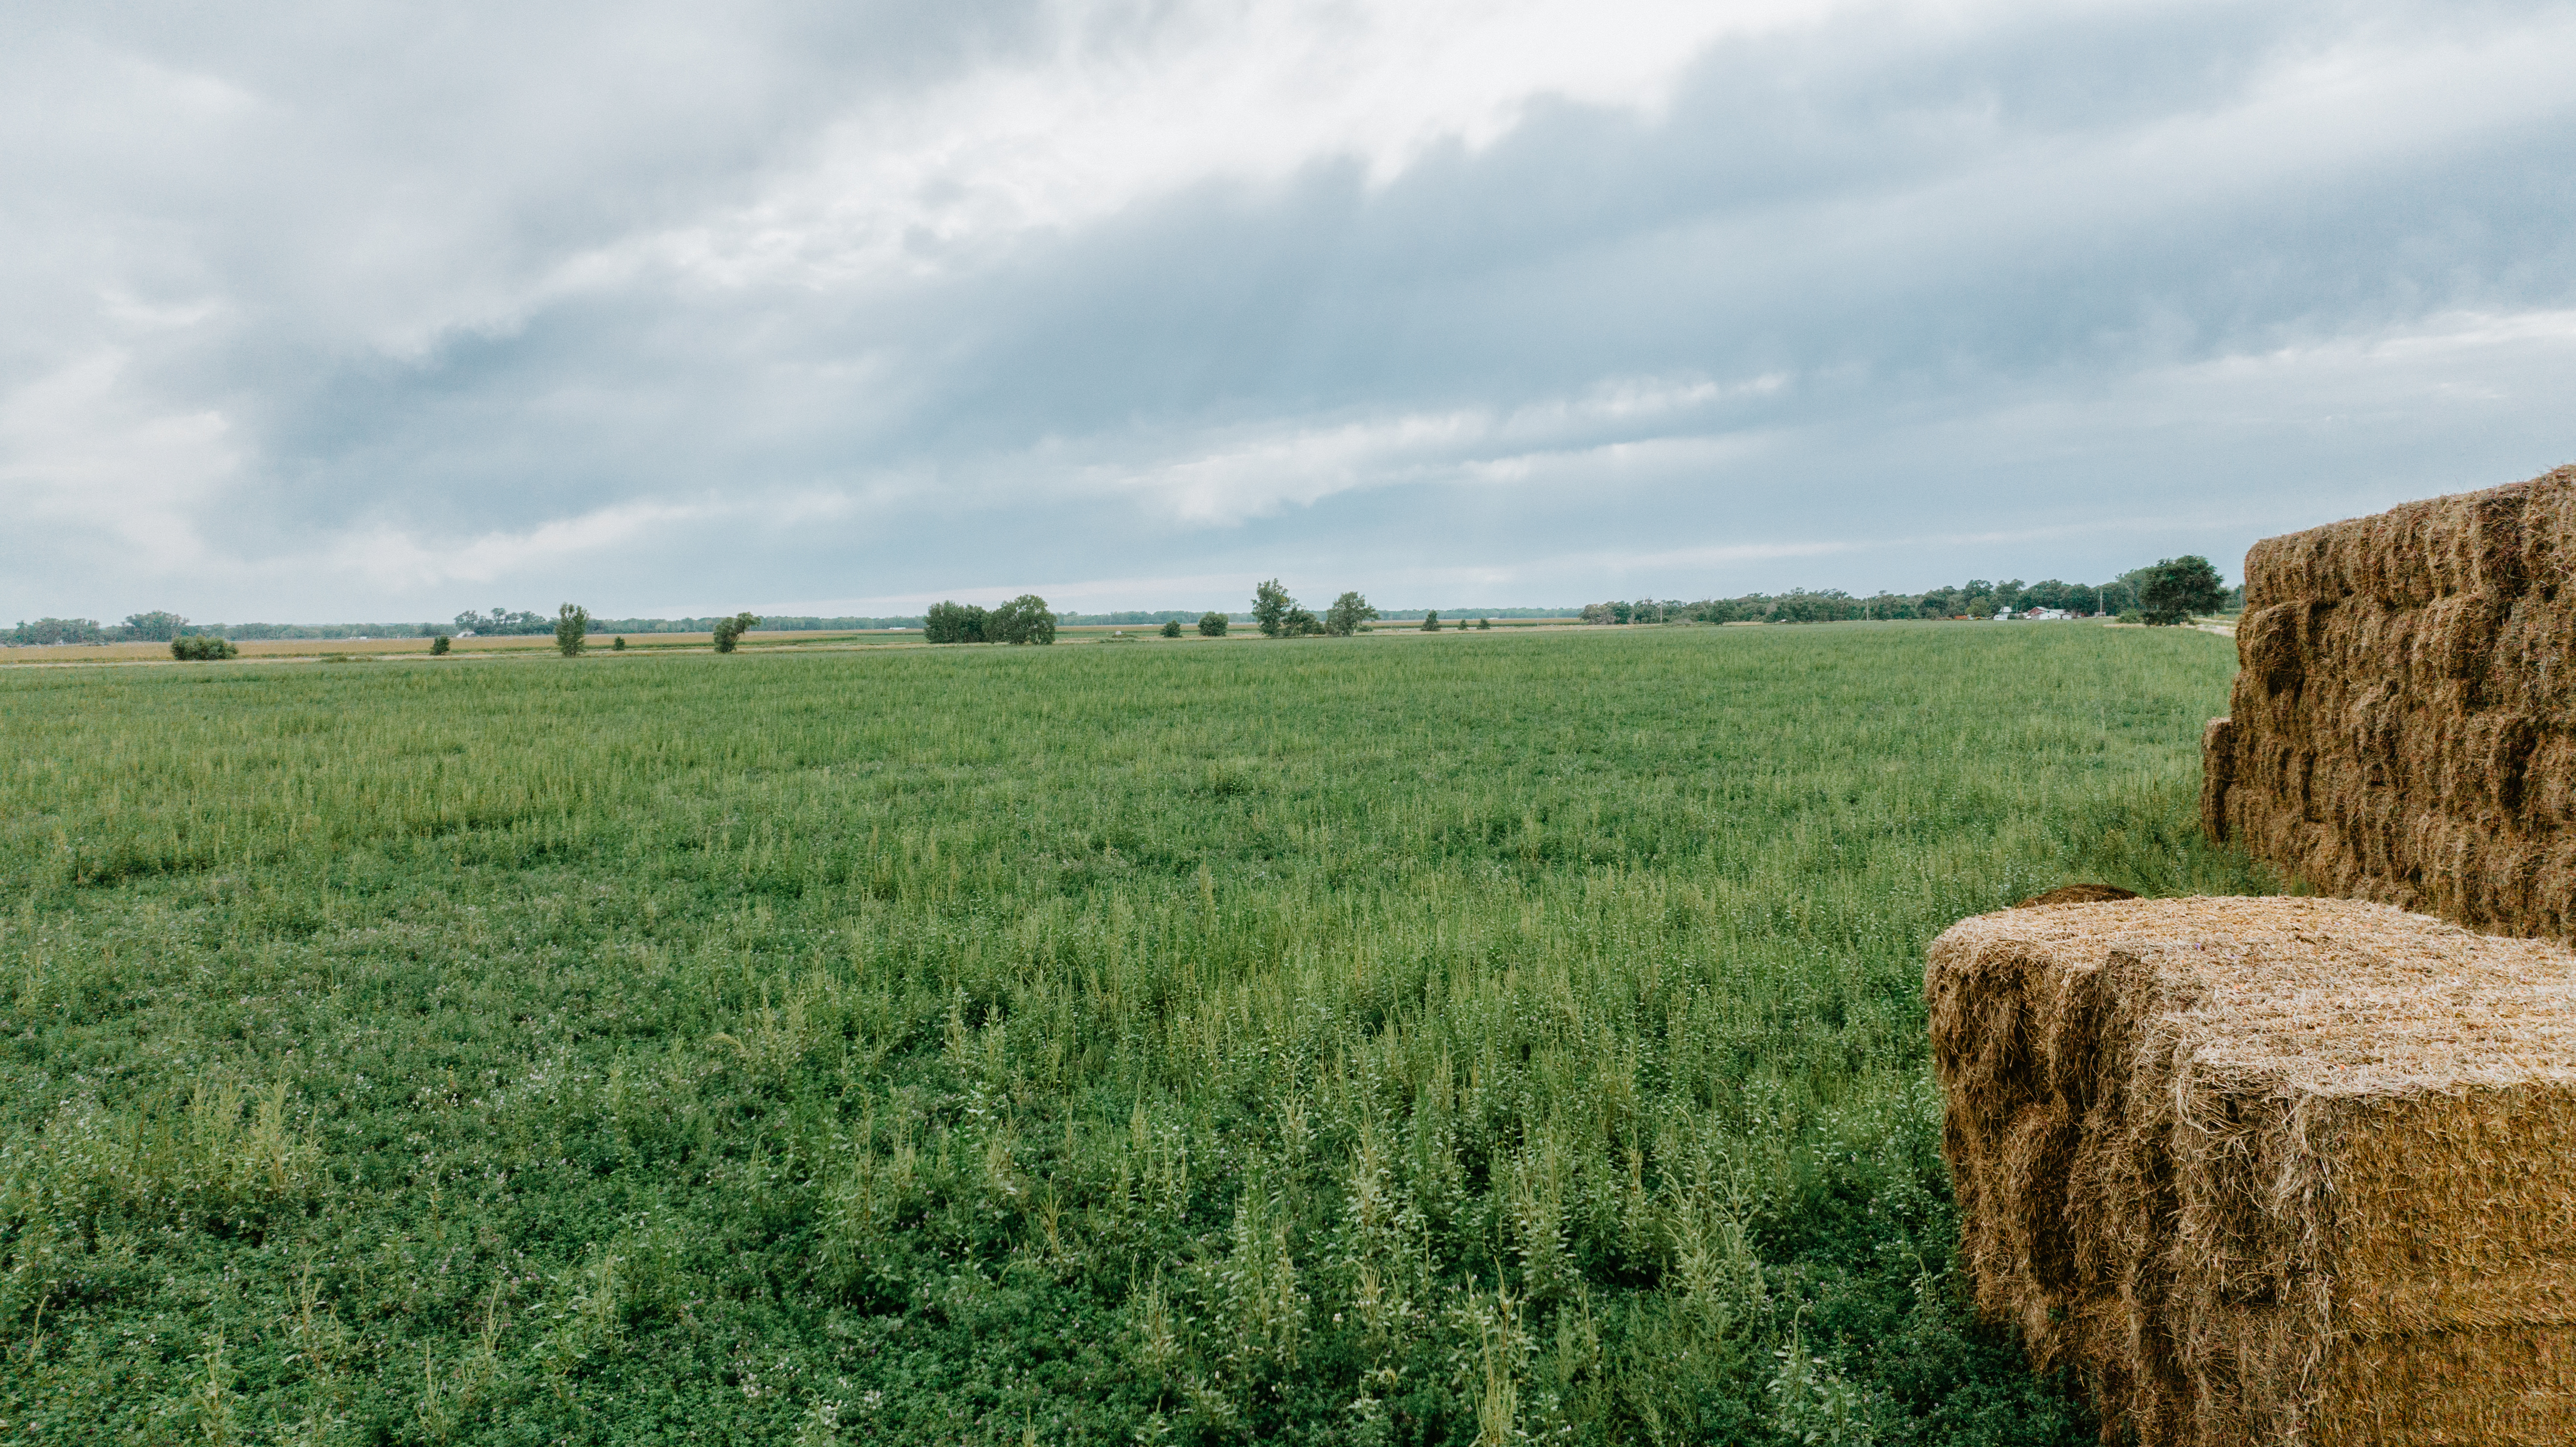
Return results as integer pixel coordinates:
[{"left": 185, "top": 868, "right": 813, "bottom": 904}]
[
  {"left": 1929, "top": 895, "right": 2576, "bottom": 1445},
  {"left": 2210, "top": 464, "right": 2576, "bottom": 939}
]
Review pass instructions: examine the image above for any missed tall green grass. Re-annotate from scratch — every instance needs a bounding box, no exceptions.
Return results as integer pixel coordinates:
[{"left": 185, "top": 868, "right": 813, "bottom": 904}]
[{"left": 0, "top": 624, "right": 2259, "bottom": 1444}]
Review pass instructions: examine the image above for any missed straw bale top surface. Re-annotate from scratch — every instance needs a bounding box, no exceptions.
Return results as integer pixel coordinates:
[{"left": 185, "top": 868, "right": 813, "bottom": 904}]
[{"left": 1934, "top": 896, "right": 2576, "bottom": 1096}]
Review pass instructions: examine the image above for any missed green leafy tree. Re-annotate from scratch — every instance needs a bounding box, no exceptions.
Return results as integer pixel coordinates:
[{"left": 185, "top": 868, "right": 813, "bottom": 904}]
[
  {"left": 454, "top": 608, "right": 550, "bottom": 636},
  {"left": 711, "top": 613, "right": 760, "bottom": 653},
  {"left": 1771, "top": 589, "right": 1865, "bottom": 624},
  {"left": 1252, "top": 579, "right": 1294, "bottom": 637},
  {"left": 1197, "top": 612, "right": 1229, "bottom": 638},
  {"left": 555, "top": 603, "right": 590, "bottom": 656},
  {"left": 9, "top": 618, "right": 108, "bottom": 646},
  {"left": 1477, "top": 617, "right": 1492, "bottom": 630},
  {"left": 1324, "top": 592, "right": 1378, "bottom": 637},
  {"left": 1283, "top": 605, "right": 1321, "bottom": 636},
  {"left": 1420, "top": 610, "right": 1441, "bottom": 632},
  {"left": 923, "top": 601, "right": 989, "bottom": 644},
  {"left": 170, "top": 634, "right": 238, "bottom": 660},
  {"left": 120, "top": 611, "right": 187, "bottom": 642},
  {"left": 430, "top": 635, "right": 451, "bottom": 656},
  {"left": 611, "top": 636, "right": 625, "bottom": 651},
  {"left": 1159, "top": 619, "right": 1183, "bottom": 638},
  {"left": 2139, "top": 556, "right": 2225, "bottom": 626},
  {"left": 989, "top": 595, "right": 1056, "bottom": 645}
]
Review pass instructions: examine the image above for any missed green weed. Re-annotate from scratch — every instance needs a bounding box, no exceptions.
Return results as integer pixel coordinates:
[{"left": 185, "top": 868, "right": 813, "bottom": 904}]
[{"left": 0, "top": 623, "right": 2255, "bottom": 1442}]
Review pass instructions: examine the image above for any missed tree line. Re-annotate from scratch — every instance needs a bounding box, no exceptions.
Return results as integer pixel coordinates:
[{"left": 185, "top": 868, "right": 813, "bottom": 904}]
[
  {"left": 1578, "top": 557, "right": 2235, "bottom": 628},
  {"left": 922, "top": 596, "right": 1058, "bottom": 644},
  {"left": 4, "top": 611, "right": 193, "bottom": 646},
  {"left": 11, "top": 559, "right": 2233, "bottom": 654}
]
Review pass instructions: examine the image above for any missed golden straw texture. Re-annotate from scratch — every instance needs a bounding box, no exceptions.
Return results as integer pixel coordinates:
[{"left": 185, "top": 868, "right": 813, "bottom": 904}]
[
  {"left": 1928, "top": 895, "right": 2576, "bottom": 1445},
  {"left": 2204, "top": 464, "right": 2576, "bottom": 938}
]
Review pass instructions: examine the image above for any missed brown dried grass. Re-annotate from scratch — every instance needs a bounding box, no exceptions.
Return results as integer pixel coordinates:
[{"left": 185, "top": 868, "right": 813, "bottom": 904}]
[
  {"left": 2013, "top": 884, "right": 2141, "bottom": 908},
  {"left": 2205, "top": 463, "right": 2576, "bottom": 938},
  {"left": 1929, "top": 895, "right": 2576, "bottom": 1445}
]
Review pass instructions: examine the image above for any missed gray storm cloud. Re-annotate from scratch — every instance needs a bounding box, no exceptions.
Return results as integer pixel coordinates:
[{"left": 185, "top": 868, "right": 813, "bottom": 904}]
[{"left": 4, "top": 0, "right": 2574, "bottom": 620}]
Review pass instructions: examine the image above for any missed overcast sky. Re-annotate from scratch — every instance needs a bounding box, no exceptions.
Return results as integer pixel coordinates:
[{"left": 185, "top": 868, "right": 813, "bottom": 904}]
[{"left": 6, "top": 0, "right": 2574, "bottom": 621}]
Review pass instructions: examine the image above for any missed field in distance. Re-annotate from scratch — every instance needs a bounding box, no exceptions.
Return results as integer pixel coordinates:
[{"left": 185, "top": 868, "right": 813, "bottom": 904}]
[
  {"left": 0, "top": 629, "right": 923, "bottom": 664},
  {"left": 0, "top": 623, "right": 2257, "bottom": 1444},
  {"left": 0, "top": 617, "right": 1595, "bottom": 665}
]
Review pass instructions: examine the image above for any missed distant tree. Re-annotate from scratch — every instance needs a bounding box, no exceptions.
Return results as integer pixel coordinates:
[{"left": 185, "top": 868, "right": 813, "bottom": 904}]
[
  {"left": 430, "top": 634, "right": 451, "bottom": 656},
  {"left": 1322, "top": 592, "right": 1378, "bottom": 637},
  {"left": 2103, "top": 569, "right": 2157, "bottom": 617},
  {"left": 8, "top": 618, "right": 108, "bottom": 646},
  {"left": 1420, "top": 610, "right": 1441, "bottom": 632},
  {"left": 1283, "top": 605, "right": 1321, "bottom": 637},
  {"left": 1197, "top": 612, "right": 1229, "bottom": 638},
  {"left": 1252, "top": 579, "right": 1294, "bottom": 637},
  {"left": 2139, "top": 556, "right": 2225, "bottom": 626},
  {"left": 611, "top": 636, "right": 626, "bottom": 651},
  {"left": 711, "top": 613, "right": 760, "bottom": 653},
  {"left": 1771, "top": 589, "right": 1865, "bottom": 624},
  {"left": 455, "top": 608, "right": 551, "bottom": 636},
  {"left": 989, "top": 595, "right": 1056, "bottom": 645},
  {"left": 1477, "top": 617, "right": 1492, "bottom": 630},
  {"left": 1160, "top": 618, "right": 1183, "bottom": 638},
  {"left": 556, "top": 603, "right": 590, "bottom": 656},
  {"left": 119, "top": 611, "right": 187, "bottom": 642},
  {"left": 922, "top": 601, "right": 987, "bottom": 643},
  {"left": 171, "top": 634, "right": 238, "bottom": 660},
  {"left": 1579, "top": 603, "right": 1616, "bottom": 625}
]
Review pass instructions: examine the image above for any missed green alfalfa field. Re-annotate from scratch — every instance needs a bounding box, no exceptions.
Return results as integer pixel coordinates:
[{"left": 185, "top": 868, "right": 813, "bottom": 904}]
[{"left": 0, "top": 622, "right": 2262, "bottom": 1445}]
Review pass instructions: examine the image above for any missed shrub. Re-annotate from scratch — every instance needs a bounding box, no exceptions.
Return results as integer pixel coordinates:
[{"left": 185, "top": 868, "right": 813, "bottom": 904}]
[
  {"left": 430, "top": 635, "right": 451, "bottom": 656},
  {"left": 923, "top": 601, "right": 989, "bottom": 644},
  {"left": 712, "top": 613, "right": 760, "bottom": 653},
  {"left": 2116, "top": 609, "right": 2143, "bottom": 625},
  {"left": 612, "top": 636, "right": 626, "bottom": 651},
  {"left": 1478, "top": 617, "right": 1492, "bottom": 630},
  {"left": 1160, "top": 619, "right": 1183, "bottom": 638},
  {"left": 1421, "top": 610, "right": 1441, "bottom": 632},
  {"left": 171, "top": 635, "right": 238, "bottom": 661},
  {"left": 988, "top": 595, "right": 1056, "bottom": 645},
  {"left": 556, "top": 603, "right": 590, "bottom": 657},
  {"left": 1283, "top": 605, "right": 1321, "bottom": 637},
  {"left": 1198, "top": 612, "right": 1229, "bottom": 638},
  {"left": 1325, "top": 592, "right": 1379, "bottom": 637}
]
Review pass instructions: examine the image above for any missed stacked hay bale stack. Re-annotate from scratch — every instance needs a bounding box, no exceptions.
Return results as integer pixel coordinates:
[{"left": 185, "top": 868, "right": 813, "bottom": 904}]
[
  {"left": 1930, "top": 895, "right": 2576, "bottom": 1445},
  {"left": 2205, "top": 464, "right": 2576, "bottom": 937}
]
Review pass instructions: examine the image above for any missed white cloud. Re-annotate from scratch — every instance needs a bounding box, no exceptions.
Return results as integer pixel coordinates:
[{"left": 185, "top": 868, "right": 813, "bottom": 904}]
[
  {"left": 592, "top": 0, "right": 1871, "bottom": 290},
  {"left": 5, "top": 0, "right": 2576, "bottom": 620},
  {"left": 304, "top": 485, "right": 879, "bottom": 594},
  {"left": 1061, "top": 370, "right": 1784, "bottom": 522},
  {"left": 0, "top": 350, "right": 238, "bottom": 578}
]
